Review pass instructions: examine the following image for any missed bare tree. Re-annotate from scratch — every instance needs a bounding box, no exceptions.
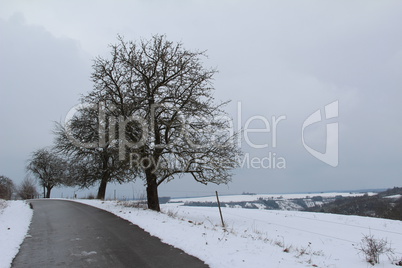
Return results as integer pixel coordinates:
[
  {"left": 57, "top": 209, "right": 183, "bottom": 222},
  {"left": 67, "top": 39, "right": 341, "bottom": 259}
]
[
  {"left": 0, "top": 175, "right": 15, "bottom": 200},
  {"left": 82, "top": 35, "right": 240, "bottom": 211},
  {"left": 54, "top": 103, "right": 135, "bottom": 199},
  {"left": 26, "top": 148, "right": 67, "bottom": 198},
  {"left": 17, "top": 178, "right": 38, "bottom": 200}
]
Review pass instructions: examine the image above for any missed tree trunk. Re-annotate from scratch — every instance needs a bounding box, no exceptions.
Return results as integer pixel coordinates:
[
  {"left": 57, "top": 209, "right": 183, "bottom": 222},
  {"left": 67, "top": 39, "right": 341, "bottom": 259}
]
[
  {"left": 97, "top": 176, "right": 108, "bottom": 200},
  {"left": 97, "top": 154, "right": 110, "bottom": 200},
  {"left": 45, "top": 186, "right": 52, "bottom": 198},
  {"left": 146, "top": 172, "right": 160, "bottom": 211}
]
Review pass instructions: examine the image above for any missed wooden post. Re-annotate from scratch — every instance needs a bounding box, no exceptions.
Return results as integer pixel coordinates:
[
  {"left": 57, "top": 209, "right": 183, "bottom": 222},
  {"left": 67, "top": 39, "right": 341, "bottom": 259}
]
[{"left": 215, "top": 191, "right": 225, "bottom": 228}]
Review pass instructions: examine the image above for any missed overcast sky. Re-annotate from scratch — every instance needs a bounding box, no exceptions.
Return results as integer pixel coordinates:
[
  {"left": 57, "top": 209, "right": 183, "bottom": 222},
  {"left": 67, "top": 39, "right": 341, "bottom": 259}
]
[{"left": 1, "top": 0, "right": 402, "bottom": 198}]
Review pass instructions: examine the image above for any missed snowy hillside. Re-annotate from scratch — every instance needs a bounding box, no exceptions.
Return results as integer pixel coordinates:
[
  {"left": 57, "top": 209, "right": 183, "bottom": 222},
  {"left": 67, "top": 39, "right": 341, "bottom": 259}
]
[{"left": 172, "top": 192, "right": 376, "bottom": 211}]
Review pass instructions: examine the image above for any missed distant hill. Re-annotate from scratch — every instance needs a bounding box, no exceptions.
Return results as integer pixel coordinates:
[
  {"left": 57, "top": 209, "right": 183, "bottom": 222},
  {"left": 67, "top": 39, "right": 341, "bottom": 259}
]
[
  {"left": 306, "top": 187, "right": 402, "bottom": 221},
  {"left": 177, "top": 188, "right": 402, "bottom": 221},
  {"left": 180, "top": 192, "right": 375, "bottom": 211}
]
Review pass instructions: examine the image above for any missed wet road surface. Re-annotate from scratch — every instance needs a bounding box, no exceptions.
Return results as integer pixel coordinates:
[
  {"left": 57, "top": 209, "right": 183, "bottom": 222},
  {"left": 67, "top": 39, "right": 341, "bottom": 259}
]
[{"left": 12, "top": 199, "right": 208, "bottom": 268}]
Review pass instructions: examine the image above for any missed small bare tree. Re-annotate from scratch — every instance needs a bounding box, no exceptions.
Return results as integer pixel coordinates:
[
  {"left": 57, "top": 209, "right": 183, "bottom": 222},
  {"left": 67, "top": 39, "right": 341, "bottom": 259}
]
[
  {"left": 17, "top": 178, "right": 38, "bottom": 200},
  {"left": 54, "top": 104, "right": 135, "bottom": 199},
  {"left": 26, "top": 148, "right": 67, "bottom": 198},
  {"left": 0, "top": 175, "right": 15, "bottom": 200}
]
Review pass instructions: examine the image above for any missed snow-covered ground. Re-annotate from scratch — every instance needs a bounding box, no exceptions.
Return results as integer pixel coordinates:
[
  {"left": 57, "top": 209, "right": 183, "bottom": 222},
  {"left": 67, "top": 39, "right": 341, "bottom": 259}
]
[
  {"left": 1, "top": 194, "right": 401, "bottom": 268},
  {"left": 75, "top": 196, "right": 402, "bottom": 268},
  {"left": 0, "top": 200, "right": 33, "bottom": 268}
]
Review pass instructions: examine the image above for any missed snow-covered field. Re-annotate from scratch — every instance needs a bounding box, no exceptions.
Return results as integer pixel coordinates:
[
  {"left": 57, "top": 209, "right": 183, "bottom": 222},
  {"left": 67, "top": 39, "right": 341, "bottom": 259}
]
[
  {"left": 75, "top": 195, "right": 402, "bottom": 268},
  {"left": 0, "top": 200, "right": 33, "bottom": 268}
]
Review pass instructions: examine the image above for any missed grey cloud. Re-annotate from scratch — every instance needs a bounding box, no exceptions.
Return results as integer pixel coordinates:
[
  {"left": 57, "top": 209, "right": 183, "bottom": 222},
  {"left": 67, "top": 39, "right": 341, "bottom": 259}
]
[
  {"left": 1, "top": 1, "right": 401, "bottom": 197},
  {"left": 0, "top": 14, "right": 91, "bottom": 183}
]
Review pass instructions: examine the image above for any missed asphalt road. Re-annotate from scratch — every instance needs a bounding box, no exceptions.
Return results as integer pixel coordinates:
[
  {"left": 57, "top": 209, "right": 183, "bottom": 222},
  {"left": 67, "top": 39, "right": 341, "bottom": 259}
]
[{"left": 12, "top": 200, "right": 208, "bottom": 268}]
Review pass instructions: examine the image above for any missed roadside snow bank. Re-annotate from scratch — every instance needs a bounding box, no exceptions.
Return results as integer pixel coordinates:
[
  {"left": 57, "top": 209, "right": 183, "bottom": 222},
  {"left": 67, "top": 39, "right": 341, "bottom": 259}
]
[
  {"left": 74, "top": 199, "right": 402, "bottom": 268},
  {"left": 0, "top": 200, "right": 33, "bottom": 268}
]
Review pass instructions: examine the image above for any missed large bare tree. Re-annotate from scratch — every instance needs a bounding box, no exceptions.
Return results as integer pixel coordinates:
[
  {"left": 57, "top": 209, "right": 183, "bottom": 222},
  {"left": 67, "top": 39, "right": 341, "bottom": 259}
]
[
  {"left": 27, "top": 148, "right": 67, "bottom": 198},
  {"left": 79, "top": 35, "right": 239, "bottom": 211}
]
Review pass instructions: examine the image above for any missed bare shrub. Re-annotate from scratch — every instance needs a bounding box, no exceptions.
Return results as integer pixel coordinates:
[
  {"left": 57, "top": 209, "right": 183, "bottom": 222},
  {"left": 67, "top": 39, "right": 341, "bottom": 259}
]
[
  {"left": 165, "top": 209, "right": 178, "bottom": 218},
  {"left": 0, "top": 199, "right": 7, "bottom": 212},
  {"left": 86, "top": 193, "right": 95, "bottom": 199},
  {"left": 17, "top": 178, "right": 38, "bottom": 200},
  {"left": 119, "top": 201, "right": 147, "bottom": 209},
  {"left": 119, "top": 192, "right": 148, "bottom": 209},
  {"left": 0, "top": 176, "right": 15, "bottom": 200},
  {"left": 274, "top": 239, "right": 284, "bottom": 248},
  {"left": 297, "top": 243, "right": 311, "bottom": 257},
  {"left": 358, "top": 234, "right": 394, "bottom": 265}
]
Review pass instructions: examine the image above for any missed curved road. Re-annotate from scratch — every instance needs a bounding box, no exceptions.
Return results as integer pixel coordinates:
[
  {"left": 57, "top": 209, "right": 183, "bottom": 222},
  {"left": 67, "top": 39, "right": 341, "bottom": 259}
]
[{"left": 12, "top": 200, "right": 208, "bottom": 268}]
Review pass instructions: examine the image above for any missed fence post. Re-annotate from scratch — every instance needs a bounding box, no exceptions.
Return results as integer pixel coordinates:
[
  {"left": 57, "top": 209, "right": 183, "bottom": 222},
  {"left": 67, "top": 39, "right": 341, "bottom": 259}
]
[{"left": 215, "top": 191, "right": 225, "bottom": 228}]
